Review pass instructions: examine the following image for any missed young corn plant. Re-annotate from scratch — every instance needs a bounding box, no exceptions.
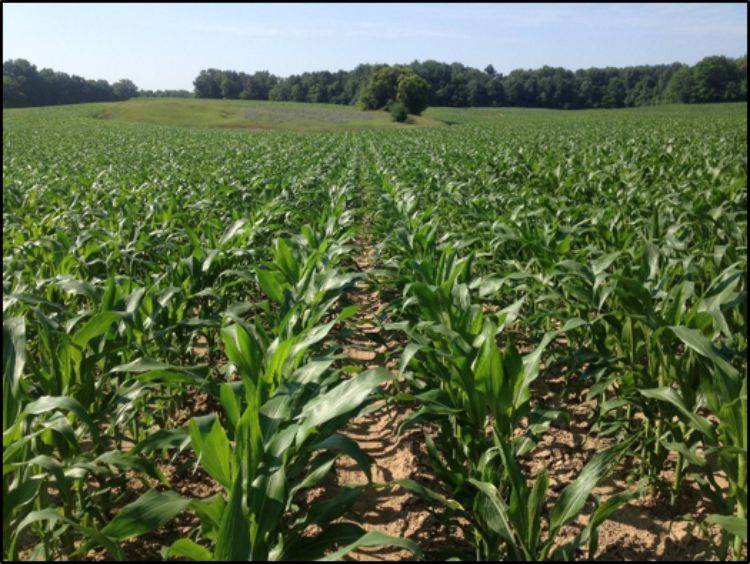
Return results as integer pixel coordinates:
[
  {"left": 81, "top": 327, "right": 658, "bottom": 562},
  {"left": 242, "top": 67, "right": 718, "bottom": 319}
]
[
  {"left": 466, "top": 439, "right": 638, "bottom": 560},
  {"left": 371, "top": 174, "right": 625, "bottom": 560},
  {"left": 2, "top": 309, "right": 185, "bottom": 560},
  {"left": 640, "top": 326, "right": 746, "bottom": 560},
  {"left": 164, "top": 314, "right": 421, "bottom": 560},
  {"left": 184, "top": 367, "right": 420, "bottom": 559}
]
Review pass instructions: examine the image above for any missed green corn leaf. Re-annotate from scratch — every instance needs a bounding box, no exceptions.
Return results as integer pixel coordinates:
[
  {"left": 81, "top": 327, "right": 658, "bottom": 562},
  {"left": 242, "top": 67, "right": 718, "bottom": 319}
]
[
  {"left": 295, "top": 367, "right": 390, "bottom": 444},
  {"left": 705, "top": 514, "right": 747, "bottom": 541},
  {"left": 17, "top": 508, "right": 124, "bottom": 560},
  {"left": 639, "top": 387, "right": 716, "bottom": 445},
  {"left": 584, "top": 489, "right": 641, "bottom": 555},
  {"left": 273, "top": 238, "right": 300, "bottom": 283},
  {"left": 3, "top": 316, "right": 25, "bottom": 430},
  {"left": 292, "top": 359, "right": 334, "bottom": 385},
  {"left": 527, "top": 469, "right": 549, "bottom": 551},
  {"left": 287, "top": 453, "right": 338, "bottom": 505},
  {"left": 101, "top": 489, "right": 189, "bottom": 540},
  {"left": 468, "top": 479, "right": 523, "bottom": 559},
  {"left": 219, "top": 383, "right": 241, "bottom": 431},
  {"left": 318, "top": 530, "right": 423, "bottom": 561},
  {"left": 215, "top": 470, "right": 251, "bottom": 561},
  {"left": 220, "top": 218, "right": 247, "bottom": 246},
  {"left": 109, "top": 358, "right": 209, "bottom": 386},
  {"left": 336, "top": 304, "right": 361, "bottom": 322},
  {"left": 188, "top": 494, "right": 226, "bottom": 531},
  {"left": 304, "top": 486, "right": 362, "bottom": 526},
  {"left": 549, "top": 445, "right": 621, "bottom": 534},
  {"left": 166, "top": 538, "right": 214, "bottom": 561},
  {"left": 669, "top": 325, "right": 739, "bottom": 380},
  {"left": 3, "top": 476, "right": 42, "bottom": 518},
  {"left": 189, "top": 417, "right": 232, "bottom": 489},
  {"left": 72, "top": 311, "right": 122, "bottom": 348},
  {"left": 399, "top": 343, "right": 421, "bottom": 376},
  {"left": 281, "top": 522, "right": 366, "bottom": 561},
  {"left": 131, "top": 427, "right": 189, "bottom": 454},
  {"left": 497, "top": 443, "right": 531, "bottom": 551},
  {"left": 3, "top": 316, "right": 25, "bottom": 398},
  {"left": 24, "top": 395, "right": 96, "bottom": 435},
  {"left": 393, "top": 479, "right": 465, "bottom": 512},
  {"left": 516, "top": 318, "right": 585, "bottom": 411},
  {"left": 221, "top": 323, "right": 261, "bottom": 386},
  {"left": 257, "top": 268, "right": 286, "bottom": 304},
  {"left": 474, "top": 321, "right": 504, "bottom": 410},
  {"left": 290, "top": 321, "right": 336, "bottom": 357},
  {"left": 311, "top": 433, "right": 374, "bottom": 482},
  {"left": 249, "top": 465, "right": 287, "bottom": 559}
]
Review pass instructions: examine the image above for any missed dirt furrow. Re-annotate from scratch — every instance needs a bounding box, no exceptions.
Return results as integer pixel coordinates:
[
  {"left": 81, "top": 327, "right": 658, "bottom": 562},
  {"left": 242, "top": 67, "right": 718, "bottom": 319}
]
[{"left": 331, "top": 231, "right": 468, "bottom": 561}]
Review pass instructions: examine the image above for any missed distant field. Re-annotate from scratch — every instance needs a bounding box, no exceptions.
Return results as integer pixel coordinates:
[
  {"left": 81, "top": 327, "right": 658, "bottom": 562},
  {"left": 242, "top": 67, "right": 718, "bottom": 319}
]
[
  {"left": 5, "top": 99, "right": 744, "bottom": 133},
  {"left": 425, "top": 101, "right": 748, "bottom": 125},
  {"left": 86, "top": 97, "right": 444, "bottom": 132}
]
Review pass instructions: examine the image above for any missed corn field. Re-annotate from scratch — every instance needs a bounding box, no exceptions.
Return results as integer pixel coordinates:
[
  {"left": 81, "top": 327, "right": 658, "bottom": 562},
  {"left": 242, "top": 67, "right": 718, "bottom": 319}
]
[{"left": 3, "top": 103, "right": 747, "bottom": 560}]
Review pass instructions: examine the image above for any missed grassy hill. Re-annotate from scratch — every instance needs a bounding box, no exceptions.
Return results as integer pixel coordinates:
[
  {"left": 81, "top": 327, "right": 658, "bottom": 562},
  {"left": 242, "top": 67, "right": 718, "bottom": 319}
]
[
  {"left": 87, "top": 97, "right": 444, "bottom": 132},
  {"left": 4, "top": 98, "right": 744, "bottom": 135}
]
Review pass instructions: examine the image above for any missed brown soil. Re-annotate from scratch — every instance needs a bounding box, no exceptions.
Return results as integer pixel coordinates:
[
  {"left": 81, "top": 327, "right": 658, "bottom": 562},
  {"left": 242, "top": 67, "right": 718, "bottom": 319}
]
[
  {"left": 325, "top": 232, "right": 473, "bottom": 560},
  {"left": 524, "top": 372, "right": 725, "bottom": 561},
  {"left": 75, "top": 387, "right": 223, "bottom": 561}
]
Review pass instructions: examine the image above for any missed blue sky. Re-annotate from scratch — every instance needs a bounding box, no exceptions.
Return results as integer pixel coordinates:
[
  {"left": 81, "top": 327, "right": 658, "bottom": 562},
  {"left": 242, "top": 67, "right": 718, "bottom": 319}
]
[{"left": 3, "top": 3, "right": 747, "bottom": 90}]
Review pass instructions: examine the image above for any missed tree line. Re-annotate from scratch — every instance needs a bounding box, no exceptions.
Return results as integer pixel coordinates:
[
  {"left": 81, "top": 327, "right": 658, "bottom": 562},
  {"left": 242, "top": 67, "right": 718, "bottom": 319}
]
[
  {"left": 195, "top": 55, "right": 746, "bottom": 109},
  {"left": 137, "top": 89, "right": 192, "bottom": 98},
  {"left": 4, "top": 55, "right": 746, "bottom": 109},
  {"left": 3, "top": 59, "right": 139, "bottom": 108}
]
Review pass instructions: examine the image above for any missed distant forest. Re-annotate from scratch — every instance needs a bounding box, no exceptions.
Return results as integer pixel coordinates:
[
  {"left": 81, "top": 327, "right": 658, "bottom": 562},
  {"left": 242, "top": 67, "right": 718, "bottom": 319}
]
[
  {"left": 194, "top": 56, "right": 747, "bottom": 109},
  {"left": 2, "top": 59, "right": 191, "bottom": 108},
  {"left": 3, "top": 55, "right": 746, "bottom": 109}
]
